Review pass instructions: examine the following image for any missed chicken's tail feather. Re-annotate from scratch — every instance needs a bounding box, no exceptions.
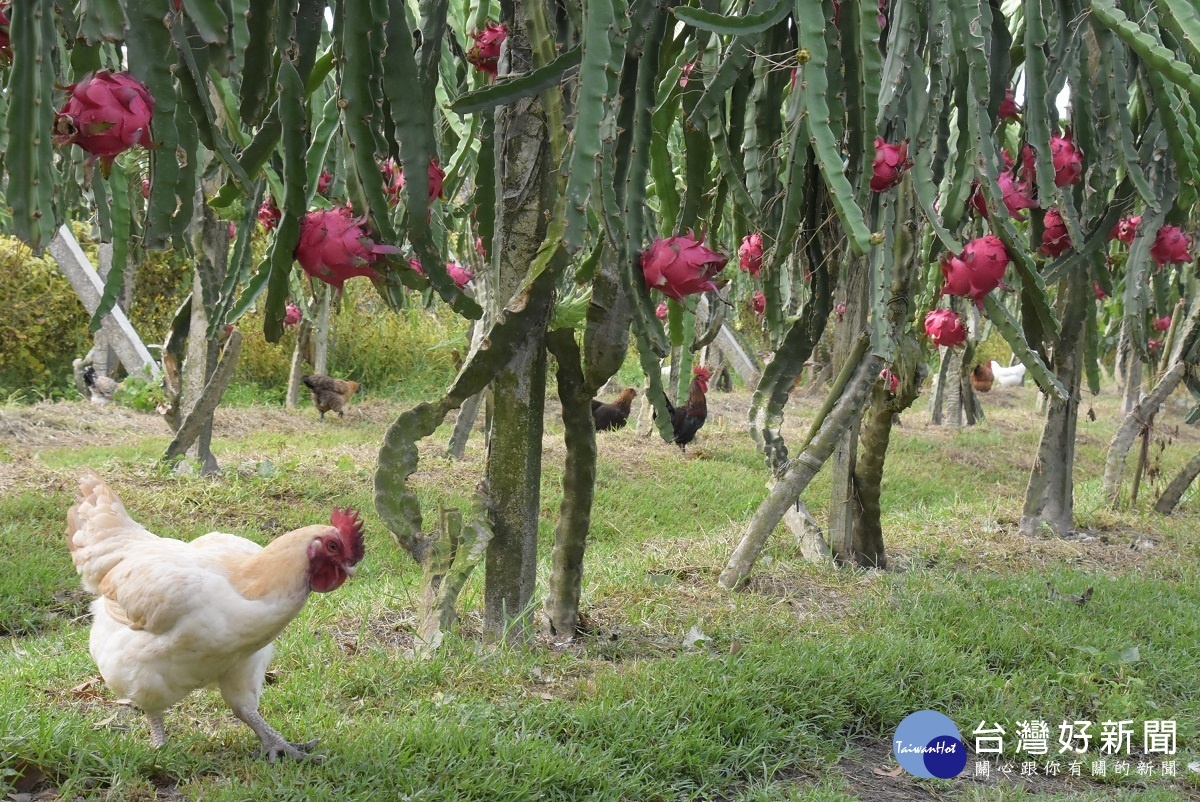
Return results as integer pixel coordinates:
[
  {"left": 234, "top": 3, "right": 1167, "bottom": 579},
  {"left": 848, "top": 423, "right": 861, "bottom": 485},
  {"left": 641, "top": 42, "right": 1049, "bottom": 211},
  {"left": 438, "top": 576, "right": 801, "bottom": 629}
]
[{"left": 67, "top": 471, "right": 153, "bottom": 593}]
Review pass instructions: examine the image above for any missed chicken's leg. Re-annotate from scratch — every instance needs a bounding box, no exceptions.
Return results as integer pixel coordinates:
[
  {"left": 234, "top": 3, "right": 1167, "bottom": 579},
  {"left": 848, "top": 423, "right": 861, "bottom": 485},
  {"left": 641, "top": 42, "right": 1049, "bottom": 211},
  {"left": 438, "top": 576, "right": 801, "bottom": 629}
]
[
  {"left": 220, "top": 648, "right": 320, "bottom": 762},
  {"left": 231, "top": 706, "right": 322, "bottom": 763},
  {"left": 148, "top": 714, "right": 167, "bottom": 748}
]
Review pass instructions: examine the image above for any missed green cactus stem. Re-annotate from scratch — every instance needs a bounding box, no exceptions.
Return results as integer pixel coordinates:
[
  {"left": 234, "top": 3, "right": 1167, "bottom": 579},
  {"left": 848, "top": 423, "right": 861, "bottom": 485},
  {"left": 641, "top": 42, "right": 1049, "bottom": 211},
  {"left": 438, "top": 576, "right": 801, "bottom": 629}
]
[{"left": 262, "top": 59, "right": 308, "bottom": 344}]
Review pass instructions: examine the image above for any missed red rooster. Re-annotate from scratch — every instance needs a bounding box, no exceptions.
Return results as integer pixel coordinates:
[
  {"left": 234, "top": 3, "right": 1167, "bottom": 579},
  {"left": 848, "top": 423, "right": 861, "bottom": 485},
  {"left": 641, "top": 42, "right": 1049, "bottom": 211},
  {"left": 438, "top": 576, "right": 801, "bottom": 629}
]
[
  {"left": 66, "top": 473, "right": 365, "bottom": 761},
  {"left": 662, "top": 365, "right": 710, "bottom": 451},
  {"left": 591, "top": 388, "right": 637, "bottom": 431}
]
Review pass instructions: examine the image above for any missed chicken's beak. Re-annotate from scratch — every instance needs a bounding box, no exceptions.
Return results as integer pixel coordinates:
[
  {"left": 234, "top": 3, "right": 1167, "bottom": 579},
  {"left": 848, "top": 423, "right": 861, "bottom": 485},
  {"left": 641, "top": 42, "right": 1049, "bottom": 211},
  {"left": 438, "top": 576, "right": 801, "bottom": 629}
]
[{"left": 345, "top": 564, "right": 357, "bottom": 579}]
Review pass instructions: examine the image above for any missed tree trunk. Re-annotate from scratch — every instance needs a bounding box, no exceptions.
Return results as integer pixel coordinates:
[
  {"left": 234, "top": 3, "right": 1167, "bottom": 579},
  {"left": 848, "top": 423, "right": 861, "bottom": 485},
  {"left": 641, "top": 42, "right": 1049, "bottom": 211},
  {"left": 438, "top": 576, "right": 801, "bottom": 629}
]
[
  {"left": 1020, "top": 272, "right": 1087, "bottom": 536},
  {"left": 827, "top": 255, "right": 869, "bottom": 559},
  {"left": 177, "top": 201, "right": 231, "bottom": 475},
  {"left": 542, "top": 330, "right": 596, "bottom": 640},
  {"left": 286, "top": 318, "right": 312, "bottom": 409},
  {"left": 313, "top": 283, "right": 331, "bottom": 375},
  {"left": 481, "top": 15, "right": 555, "bottom": 643}
]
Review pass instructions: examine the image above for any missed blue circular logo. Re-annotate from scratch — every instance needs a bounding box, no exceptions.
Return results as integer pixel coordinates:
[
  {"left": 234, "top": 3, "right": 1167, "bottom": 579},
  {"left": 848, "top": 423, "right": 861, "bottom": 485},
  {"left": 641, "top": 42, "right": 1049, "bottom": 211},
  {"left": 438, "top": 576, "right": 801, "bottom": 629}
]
[{"left": 893, "top": 711, "right": 968, "bottom": 779}]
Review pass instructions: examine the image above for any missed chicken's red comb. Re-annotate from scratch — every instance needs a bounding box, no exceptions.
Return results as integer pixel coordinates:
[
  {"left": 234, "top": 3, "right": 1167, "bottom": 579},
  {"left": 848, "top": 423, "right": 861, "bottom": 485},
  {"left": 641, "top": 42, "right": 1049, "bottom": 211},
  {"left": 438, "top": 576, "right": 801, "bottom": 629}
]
[
  {"left": 693, "top": 366, "right": 712, "bottom": 380},
  {"left": 330, "top": 507, "right": 365, "bottom": 564}
]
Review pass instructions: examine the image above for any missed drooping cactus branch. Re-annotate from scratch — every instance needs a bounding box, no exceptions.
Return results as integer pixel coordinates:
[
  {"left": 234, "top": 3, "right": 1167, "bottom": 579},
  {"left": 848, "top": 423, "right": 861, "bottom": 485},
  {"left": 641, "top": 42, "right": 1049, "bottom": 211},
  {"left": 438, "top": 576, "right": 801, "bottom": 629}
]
[{"left": 720, "top": 339, "right": 882, "bottom": 589}]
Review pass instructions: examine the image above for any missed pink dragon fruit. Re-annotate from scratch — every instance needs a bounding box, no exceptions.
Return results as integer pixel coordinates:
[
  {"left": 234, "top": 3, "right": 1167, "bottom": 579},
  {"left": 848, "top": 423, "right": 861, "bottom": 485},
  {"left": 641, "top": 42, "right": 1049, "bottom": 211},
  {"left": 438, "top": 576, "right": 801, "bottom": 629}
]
[
  {"left": 1094, "top": 281, "right": 1109, "bottom": 300},
  {"left": 407, "top": 257, "right": 425, "bottom": 275},
  {"left": 0, "top": 2, "right": 10, "bottom": 64},
  {"left": 1153, "top": 315, "right": 1171, "bottom": 332},
  {"left": 390, "top": 158, "right": 445, "bottom": 204},
  {"left": 739, "top": 233, "right": 764, "bottom": 276},
  {"left": 228, "top": 222, "right": 237, "bottom": 240},
  {"left": 752, "top": 291, "right": 767, "bottom": 317},
  {"left": 870, "top": 138, "right": 912, "bottom": 192},
  {"left": 997, "top": 88, "right": 1020, "bottom": 122},
  {"left": 941, "top": 235, "right": 1010, "bottom": 303},
  {"left": 1050, "top": 130, "right": 1083, "bottom": 186},
  {"left": 1039, "top": 208, "right": 1071, "bottom": 258},
  {"left": 54, "top": 71, "right": 155, "bottom": 166},
  {"left": 924, "top": 309, "right": 968, "bottom": 347},
  {"left": 1149, "top": 339, "right": 1164, "bottom": 357},
  {"left": 317, "top": 169, "right": 334, "bottom": 197},
  {"left": 834, "top": 302, "right": 846, "bottom": 322},
  {"left": 141, "top": 178, "right": 151, "bottom": 200},
  {"left": 880, "top": 368, "right": 899, "bottom": 393},
  {"left": 467, "top": 22, "right": 507, "bottom": 79},
  {"left": 258, "top": 198, "right": 281, "bottom": 231},
  {"left": 294, "top": 208, "right": 400, "bottom": 289},
  {"left": 1109, "top": 215, "right": 1140, "bottom": 244},
  {"left": 679, "top": 61, "right": 697, "bottom": 88},
  {"left": 655, "top": 301, "right": 669, "bottom": 322},
  {"left": 970, "top": 170, "right": 1038, "bottom": 219},
  {"left": 1150, "top": 225, "right": 1193, "bottom": 267},
  {"left": 283, "top": 303, "right": 303, "bottom": 327},
  {"left": 641, "top": 232, "right": 728, "bottom": 300},
  {"left": 446, "top": 262, "right": 473, "bottom": 288},
  {"left": 475, "top": 235, "right": 487, "bottom": 258}
]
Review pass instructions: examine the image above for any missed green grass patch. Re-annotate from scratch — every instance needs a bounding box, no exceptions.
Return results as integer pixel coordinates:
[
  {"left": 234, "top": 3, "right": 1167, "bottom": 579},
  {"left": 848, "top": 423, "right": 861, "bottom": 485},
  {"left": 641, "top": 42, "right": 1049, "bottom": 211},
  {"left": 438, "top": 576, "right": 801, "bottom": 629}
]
[{"left": 3, "top": 386, "right": 1200, "bottom": 800}]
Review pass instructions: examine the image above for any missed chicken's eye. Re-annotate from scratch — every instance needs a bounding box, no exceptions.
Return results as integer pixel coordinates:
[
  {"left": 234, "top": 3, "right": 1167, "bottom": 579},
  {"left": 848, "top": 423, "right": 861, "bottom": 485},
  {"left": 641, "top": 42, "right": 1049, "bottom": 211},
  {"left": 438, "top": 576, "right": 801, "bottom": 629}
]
[{"left": 328, "top": 539, "right": 340, "bottom": 552}]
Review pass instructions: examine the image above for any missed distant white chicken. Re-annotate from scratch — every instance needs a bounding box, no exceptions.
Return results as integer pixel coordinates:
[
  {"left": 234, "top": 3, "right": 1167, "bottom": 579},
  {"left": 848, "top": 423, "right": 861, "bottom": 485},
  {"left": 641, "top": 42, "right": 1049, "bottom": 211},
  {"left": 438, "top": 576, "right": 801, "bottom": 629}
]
[
  {"left": 82, "top": 365, "right": 120, "bottom": 406},
  {"left": 989, "top": 360, "right": 1027, "bottom": 387}
]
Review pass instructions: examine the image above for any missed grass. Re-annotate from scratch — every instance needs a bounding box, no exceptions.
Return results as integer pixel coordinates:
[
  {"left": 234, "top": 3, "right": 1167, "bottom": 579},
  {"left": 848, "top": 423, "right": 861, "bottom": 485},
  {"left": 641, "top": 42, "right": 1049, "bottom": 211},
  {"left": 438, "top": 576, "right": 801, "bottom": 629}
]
[{"left": 1, "top": 380, "right": 1199, "bottom": 800}]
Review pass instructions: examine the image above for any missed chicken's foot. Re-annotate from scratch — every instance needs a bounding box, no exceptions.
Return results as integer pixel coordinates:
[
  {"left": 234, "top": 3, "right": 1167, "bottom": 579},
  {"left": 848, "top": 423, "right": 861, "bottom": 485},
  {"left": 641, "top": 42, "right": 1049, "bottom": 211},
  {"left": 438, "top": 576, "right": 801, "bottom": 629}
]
[
  {"left": 233, "top": 707, "right": 323, "bottom": 762},
  {"left": 148, "top": 714, "right": 167, "bottom": 748}
]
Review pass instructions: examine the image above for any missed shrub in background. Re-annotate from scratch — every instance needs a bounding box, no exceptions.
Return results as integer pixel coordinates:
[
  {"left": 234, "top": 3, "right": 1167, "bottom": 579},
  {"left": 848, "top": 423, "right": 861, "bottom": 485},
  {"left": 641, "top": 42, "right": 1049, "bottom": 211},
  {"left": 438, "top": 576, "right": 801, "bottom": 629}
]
[
  {"left": 234, "top": 284, "right": 469, "bottom": 401},
  {"left": 0, "top": 235, "right": 91, "bottom": 397}
]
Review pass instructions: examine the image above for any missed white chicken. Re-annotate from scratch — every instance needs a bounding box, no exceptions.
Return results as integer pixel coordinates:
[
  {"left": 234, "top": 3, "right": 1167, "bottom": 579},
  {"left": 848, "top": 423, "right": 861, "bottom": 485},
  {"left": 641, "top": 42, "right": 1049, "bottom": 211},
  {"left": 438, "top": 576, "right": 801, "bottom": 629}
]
[
  {"left": 66, "top": 473, "right": 365, "bottom": 760},
  {"left": 989, "top": 360, "right": 1027, "bottom": 387}
]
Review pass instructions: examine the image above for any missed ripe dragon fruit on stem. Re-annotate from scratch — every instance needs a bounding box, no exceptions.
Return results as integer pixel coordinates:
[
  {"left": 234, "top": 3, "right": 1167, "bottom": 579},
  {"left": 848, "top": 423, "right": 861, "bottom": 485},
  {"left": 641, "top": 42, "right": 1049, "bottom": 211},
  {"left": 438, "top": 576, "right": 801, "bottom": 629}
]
[
  {"left": 1109, "top": 215, "right": 1140, "bottom": 244},
  {"left": 1150, "top": 225, "right": 1193, "bottom": 268},
  {"left": 258, "top": 198, "right": 281, "bottom": 230},
  {"left": 1049, "top": 130, "right": 1083, "bottom": 187},
  {"left": 1039, "top": 208, "right": 1071, "bottom": 258},
  {"left": 467, "top": 22, "right": 507, "bottom": 80},
  {"left": 283, "top": 304, "right": 303, "bottom": 327},
  {"left": 641, "top": 232, "right": 728, "bottom": 300},
  {"left": 385, "top": 158, "right": 446, "bottom": 205},
  {"left": 970, "top": 170, "right": 1037, "bottom": 220},
  {"left": 0, "top": 1, "right": 11, "bottom": 64},
  {"left": 655, "top": 302, "right": 669, "bottom": 322},
  {"left": 941, "top": 234, "right": 1010, "bottom": 304},
  {"left": 870, "top": 138, "right": 912, "bottom": 192},
  {"left": 924, "top": 309, "right": 968, "bottom": 347},
  {"left": 738, "top": 233, "right": 764, "bottom": 276},
  {"left": 294, "top": 208, "right": 401, "bottom": 289},
  {"left": 53, "top": 71, "right": 155, "bottom": 169},
  {"left": 1152, "top": 315, "right": 1171, "bottom": 333},
  {"left": 751, "top": 291, "right": 766, "bottom": 317},
  {"left": 880, "top": 369, "right": 899, "bottom": 394},
  {"left": 407, "top": 256, "right": 472, "bottom": 288},
  {"left": 997, "top": 88, "right": 1020, "bottom": 122}
]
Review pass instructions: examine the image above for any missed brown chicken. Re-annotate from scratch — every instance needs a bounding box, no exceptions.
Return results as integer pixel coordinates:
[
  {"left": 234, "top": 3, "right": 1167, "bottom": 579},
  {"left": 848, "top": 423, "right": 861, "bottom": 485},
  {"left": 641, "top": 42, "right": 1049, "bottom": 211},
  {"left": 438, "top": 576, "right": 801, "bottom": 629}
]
[
  {"left": 301, "top": 374, "right": 360, "bottom": 420},
  {"left": 661, "top": 366, "right": 710, "bottom": 451},
  {"left": 591, "top": 388, "right": 637, "bottom": 431},
  {"left": 971, "top": 362, "right": 994, "bottom": 392}
]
